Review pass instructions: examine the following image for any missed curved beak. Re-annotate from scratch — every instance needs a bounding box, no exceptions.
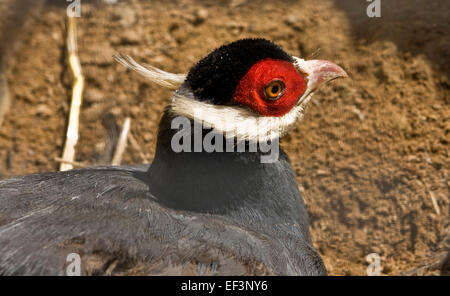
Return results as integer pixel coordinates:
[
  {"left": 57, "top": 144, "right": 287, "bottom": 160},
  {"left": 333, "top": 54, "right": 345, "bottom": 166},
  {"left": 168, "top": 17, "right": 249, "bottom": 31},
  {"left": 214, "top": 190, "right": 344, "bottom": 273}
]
[{"left": 293, "top": 56, "right": 348, "bottom": 104}]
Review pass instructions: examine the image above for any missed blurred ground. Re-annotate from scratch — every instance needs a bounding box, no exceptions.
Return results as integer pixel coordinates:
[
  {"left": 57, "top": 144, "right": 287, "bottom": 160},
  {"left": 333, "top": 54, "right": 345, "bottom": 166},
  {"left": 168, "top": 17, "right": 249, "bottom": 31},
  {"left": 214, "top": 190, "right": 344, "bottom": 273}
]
[{"left": 0, "top": 0, "right": 448, "bottom": 275}]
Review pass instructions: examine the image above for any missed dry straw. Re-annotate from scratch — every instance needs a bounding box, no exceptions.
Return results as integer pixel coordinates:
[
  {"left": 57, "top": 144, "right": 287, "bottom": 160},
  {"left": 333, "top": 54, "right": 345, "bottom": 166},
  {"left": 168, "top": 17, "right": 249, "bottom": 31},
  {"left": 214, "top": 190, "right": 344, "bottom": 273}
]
[{"left": 60, "top": 16, "right": 85, "bottom": 171}]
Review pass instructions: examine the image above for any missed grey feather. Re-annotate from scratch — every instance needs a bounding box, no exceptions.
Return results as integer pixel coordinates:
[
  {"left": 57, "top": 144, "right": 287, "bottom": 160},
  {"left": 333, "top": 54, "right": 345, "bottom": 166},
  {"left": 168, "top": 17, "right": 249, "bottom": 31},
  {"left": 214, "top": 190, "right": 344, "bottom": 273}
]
[{"left": 0, "top": 162, "right": 325, "bottom": 275}]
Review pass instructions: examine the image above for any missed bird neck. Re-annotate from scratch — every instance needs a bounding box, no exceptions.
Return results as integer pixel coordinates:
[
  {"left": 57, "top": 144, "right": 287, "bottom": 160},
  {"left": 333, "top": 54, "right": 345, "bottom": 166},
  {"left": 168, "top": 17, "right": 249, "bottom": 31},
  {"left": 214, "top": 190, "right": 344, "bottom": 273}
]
[{"left": 145, "top": 110, "right": 303, "bottom": 220}]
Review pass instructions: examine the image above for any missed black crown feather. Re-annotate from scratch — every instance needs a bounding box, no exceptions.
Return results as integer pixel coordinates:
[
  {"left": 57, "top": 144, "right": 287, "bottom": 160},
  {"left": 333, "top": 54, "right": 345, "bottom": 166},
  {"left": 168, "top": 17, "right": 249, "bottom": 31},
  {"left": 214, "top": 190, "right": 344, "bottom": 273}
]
[{"left": 185, "top": 38, "right": 293, "bottom": 105}]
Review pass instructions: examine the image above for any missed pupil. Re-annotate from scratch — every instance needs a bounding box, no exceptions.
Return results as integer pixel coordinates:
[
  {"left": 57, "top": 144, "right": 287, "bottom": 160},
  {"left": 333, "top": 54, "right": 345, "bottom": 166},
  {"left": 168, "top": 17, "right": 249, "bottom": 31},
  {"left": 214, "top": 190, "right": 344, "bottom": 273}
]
[{"left": 271, "top": 85, "right": 279, "bottom": 94}]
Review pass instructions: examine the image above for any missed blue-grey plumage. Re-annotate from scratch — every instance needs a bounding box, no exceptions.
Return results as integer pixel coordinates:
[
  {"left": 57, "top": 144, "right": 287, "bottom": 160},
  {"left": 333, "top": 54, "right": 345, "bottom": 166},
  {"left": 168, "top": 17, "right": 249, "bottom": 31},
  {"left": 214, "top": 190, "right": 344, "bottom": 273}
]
[{"left": 0, "top": 149, "right": 325, "bottom": 275}]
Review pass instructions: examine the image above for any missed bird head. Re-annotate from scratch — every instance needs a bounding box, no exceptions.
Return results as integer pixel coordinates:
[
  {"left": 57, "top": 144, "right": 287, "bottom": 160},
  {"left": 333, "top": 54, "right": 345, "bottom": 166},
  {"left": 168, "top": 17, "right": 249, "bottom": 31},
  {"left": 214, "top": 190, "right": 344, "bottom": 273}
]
[{"left": 115, "top": 38, "right": 347, "bottom": 142}]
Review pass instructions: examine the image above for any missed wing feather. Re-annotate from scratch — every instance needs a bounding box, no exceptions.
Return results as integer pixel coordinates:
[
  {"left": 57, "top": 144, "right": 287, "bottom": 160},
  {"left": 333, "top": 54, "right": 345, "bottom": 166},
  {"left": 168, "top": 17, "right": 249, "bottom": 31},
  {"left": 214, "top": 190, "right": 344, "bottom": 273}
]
[{"left": 0, "top": 167, "right": 277, "bottom": 275}]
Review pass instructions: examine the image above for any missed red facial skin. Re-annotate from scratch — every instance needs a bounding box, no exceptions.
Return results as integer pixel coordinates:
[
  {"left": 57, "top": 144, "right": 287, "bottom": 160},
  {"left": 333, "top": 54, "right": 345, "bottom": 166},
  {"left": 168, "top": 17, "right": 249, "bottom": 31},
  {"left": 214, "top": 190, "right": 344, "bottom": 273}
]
[{"left": 231, "top": 59, "right": 307, "bottom": 117}]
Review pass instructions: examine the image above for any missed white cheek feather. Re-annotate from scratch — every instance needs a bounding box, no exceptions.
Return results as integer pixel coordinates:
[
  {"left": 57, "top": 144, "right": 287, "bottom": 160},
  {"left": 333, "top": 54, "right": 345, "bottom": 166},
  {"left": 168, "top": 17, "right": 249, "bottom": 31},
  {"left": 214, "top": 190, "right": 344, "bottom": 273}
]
[
  {"left": 169, "top": 92, "right": 314, "bottom": 142},
  {"left": 115, "top": 54, "right": 315, "bottom": 142}
]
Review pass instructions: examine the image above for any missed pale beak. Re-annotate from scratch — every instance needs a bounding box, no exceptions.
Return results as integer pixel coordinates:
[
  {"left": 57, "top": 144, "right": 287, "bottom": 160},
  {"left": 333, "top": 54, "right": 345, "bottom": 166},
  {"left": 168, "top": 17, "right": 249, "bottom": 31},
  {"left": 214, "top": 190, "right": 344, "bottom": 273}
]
[{"left": 293, "top": 56, "right": 348, "bottom": 104}]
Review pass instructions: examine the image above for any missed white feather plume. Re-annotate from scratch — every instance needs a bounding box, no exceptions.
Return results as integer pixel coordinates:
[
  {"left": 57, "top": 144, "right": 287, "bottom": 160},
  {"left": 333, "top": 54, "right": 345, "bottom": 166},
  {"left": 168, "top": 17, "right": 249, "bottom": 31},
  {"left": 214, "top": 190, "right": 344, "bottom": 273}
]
[{"left": 114, "top": 54, "right": 186, "bottom": 90}]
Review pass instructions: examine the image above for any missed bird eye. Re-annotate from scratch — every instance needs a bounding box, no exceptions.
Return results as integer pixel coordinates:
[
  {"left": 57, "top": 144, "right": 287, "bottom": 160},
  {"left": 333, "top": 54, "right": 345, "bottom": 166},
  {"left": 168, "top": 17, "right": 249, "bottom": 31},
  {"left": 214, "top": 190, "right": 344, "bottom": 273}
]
[{"left": 264, "top": 80, "right": 285, "bottom": 100}]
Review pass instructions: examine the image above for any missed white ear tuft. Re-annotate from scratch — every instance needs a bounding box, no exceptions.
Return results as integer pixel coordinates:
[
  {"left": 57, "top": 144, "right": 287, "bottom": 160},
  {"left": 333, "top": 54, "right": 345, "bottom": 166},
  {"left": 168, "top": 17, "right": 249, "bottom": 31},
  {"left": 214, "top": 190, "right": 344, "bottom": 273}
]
[{"left": 114, "top": 54, "right": 186, "bottom": 90}]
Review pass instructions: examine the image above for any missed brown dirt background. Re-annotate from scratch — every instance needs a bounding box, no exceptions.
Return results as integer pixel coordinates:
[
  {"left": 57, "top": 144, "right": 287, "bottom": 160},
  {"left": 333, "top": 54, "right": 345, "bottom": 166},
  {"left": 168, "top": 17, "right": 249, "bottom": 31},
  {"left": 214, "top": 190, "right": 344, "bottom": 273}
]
[{"left": 0, "top": 0, "right": 448, "bottom": 275}]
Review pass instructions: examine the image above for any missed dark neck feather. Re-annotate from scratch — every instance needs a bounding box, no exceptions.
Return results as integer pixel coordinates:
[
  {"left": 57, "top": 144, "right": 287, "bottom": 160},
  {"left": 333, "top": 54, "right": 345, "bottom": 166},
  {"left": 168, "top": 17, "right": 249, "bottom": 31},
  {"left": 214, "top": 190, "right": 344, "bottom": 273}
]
[{"left": 145, "top": 110, "right": 304, "bottom": 221}]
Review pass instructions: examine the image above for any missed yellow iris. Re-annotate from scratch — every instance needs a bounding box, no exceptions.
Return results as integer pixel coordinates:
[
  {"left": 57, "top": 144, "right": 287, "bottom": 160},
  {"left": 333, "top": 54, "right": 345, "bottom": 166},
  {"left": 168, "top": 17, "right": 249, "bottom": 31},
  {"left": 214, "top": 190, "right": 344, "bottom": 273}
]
[{"left": 264, "top": 81, "right": 284, "bottom": 100}]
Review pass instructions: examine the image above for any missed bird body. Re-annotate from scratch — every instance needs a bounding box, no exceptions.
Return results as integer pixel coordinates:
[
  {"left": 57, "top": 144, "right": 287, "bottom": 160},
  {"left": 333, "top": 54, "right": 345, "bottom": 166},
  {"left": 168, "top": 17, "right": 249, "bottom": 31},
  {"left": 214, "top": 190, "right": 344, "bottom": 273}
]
[
  {"left": 0, "top": 39, "right": 346, "bottom": 275},
  {"left": 0, "top": 152, "right": 323, "bottom": 275}
]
